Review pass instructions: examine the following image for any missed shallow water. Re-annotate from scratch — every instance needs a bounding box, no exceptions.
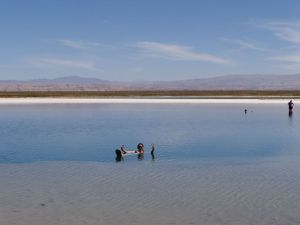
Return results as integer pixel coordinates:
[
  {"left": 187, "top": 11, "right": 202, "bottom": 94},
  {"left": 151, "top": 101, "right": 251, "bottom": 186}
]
[{"left": 1, "top": 103, "right": 300, "bottom": 225}]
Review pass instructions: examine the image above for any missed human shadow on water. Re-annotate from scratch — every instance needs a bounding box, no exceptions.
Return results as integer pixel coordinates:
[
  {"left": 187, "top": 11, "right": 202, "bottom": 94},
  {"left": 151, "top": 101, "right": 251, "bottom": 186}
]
[
  {"left": 289, "top": 110, "right": 293, "bottom": 118},
  {"left": 115, "top": 152, "right": 156, "bottom": 162},
  {"left": 137, "top": 153, "right": 144, "bottom": 161},
  {"left": 137, "top": 152, "right": 156, "bottom": 161},
  {"left": 288, "top": 110, "right": 294, "bottom": 127},
  {"left": 151, "top": 152, "right": 155, "bottom": 161}
]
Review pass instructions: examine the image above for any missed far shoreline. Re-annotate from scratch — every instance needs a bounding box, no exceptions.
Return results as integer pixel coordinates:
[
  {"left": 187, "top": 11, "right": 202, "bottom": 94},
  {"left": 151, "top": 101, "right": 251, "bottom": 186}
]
[{"left": 0, "top": 91, "right": 299, "bottom": 104}]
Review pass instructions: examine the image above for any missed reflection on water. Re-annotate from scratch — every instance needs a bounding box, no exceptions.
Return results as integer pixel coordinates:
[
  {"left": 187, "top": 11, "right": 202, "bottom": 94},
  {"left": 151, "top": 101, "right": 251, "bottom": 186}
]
[
  {"left": 115, "top": 153, "right": 155, "bottom": 162},
  {"left": 1, "top": 104, "right": 300, "bottom": 163},
  {"left": 151, "top": 152, "right": 155, "bottom": 161},
  {"left": 137, "top": 153, "right": 144, "bottom": 161},
  {"left": 0, "top": 103, "right": 300, "bottom": 225},
  {"left": 289, "top": 110, "right": 293, "bottom": 118}
]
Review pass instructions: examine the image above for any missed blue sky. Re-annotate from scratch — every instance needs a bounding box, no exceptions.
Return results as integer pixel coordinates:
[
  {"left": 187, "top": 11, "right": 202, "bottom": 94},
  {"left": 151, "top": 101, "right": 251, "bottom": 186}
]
[{"left": 1, "top": 0, "right": 300, "bottom": 81}]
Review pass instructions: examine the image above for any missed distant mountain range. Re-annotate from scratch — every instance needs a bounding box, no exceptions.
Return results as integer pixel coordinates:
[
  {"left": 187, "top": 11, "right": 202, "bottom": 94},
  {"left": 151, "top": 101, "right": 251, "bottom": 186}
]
[{"left": 1, "top": 74, "right": 300, "bottom": 91}]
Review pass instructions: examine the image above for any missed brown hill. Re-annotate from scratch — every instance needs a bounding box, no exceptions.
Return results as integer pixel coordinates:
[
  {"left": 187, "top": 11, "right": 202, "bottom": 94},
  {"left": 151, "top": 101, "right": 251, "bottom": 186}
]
[{"left": 1, "top": 74, "right": 300, "bottom": 91}]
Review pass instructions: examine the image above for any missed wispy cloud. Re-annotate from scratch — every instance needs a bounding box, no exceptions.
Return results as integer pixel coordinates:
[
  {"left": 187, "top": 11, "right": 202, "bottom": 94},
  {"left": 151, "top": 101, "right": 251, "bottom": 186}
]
[
  {"left": 279, "top": 63, "right": 300, "bottom": 71},
  {"left": 28, "top": 57, "right": 98, "bottom": 71},
  {"left": 261, "top": 21, "right": 300, "bottom": 44},
  {"left": 221, "top": 38, "right": 269, "bottom": 52},
  {"left": 267, "top": 54, "right": 300, "bottom": 63},
  {"left": 259, "top": 21, "right": 300, "bottom": 69},
  {"left": 135, "top": 41, "right": 232, "bottom": 64},
  {"left": 58, "top": 39, "right": 101, "bottom": 50}
]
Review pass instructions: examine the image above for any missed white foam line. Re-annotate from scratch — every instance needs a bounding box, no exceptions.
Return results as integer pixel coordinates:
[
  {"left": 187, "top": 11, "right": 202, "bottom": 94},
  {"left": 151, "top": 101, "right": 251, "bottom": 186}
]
[{"left": 0, "top": 98, "right": 298, "bottom": 104}]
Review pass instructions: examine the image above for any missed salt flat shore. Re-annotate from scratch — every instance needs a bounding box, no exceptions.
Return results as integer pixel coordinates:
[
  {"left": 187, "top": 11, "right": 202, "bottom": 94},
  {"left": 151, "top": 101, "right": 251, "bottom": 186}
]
[{"left": 0, "top": 97, "right": 298, "bottom": 104}]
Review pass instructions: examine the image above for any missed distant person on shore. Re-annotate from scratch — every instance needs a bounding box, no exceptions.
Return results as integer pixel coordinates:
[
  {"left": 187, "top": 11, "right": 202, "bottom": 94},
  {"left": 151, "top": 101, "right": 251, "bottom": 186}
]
[{"left": 288, "top": 100, "right": 294, "bottom": 111}]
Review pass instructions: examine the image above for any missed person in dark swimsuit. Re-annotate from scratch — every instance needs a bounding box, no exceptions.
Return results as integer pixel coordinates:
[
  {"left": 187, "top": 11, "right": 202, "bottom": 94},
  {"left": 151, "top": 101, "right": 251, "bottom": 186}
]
[{"left": 288, "top": 100, "right": 294, "bottom": 111}]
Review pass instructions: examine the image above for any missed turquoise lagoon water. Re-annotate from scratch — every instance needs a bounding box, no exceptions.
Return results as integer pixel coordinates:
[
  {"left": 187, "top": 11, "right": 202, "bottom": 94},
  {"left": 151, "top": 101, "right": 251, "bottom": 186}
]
[{"left": 0, "top": 103, "right": 300, "bottom": 225}]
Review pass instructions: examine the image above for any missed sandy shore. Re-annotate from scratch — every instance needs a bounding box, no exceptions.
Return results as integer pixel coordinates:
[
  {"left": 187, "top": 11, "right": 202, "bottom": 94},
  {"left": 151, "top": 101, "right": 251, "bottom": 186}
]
[{"left": 0, "top": 97, "right": 298, "bottom": 104}]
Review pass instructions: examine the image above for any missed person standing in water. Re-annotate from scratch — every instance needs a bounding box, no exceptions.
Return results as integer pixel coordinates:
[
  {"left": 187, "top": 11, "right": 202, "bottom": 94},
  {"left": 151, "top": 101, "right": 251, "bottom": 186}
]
[
  {"left": 288, "top": 100, "right": 294, "bottom": 117},
  {"left": 288, "top": 100, "right": 294, "bottom": 111}
]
